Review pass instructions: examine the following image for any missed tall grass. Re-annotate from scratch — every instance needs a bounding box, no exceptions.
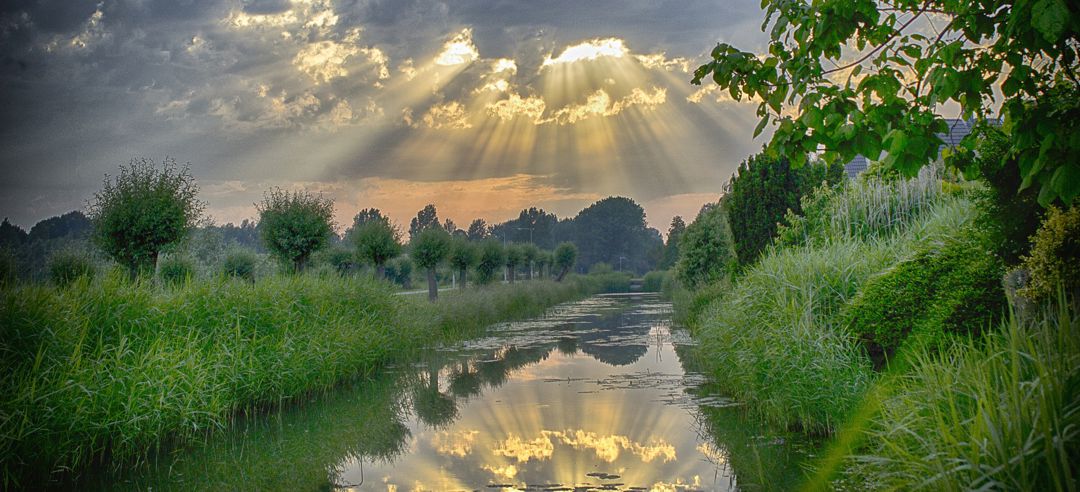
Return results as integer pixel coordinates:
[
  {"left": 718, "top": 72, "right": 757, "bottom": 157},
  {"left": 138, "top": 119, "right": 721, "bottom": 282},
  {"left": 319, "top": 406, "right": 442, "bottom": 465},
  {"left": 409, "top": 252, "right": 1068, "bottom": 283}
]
[
  {"left": 841, "top": 298, "right": 1079, "bottom": 490},
  {"left": 688, "top": 172, "right": 977, "bottom": 433},
  {"left": 0, "top": 273, "right": 598, "bottom": 486}
]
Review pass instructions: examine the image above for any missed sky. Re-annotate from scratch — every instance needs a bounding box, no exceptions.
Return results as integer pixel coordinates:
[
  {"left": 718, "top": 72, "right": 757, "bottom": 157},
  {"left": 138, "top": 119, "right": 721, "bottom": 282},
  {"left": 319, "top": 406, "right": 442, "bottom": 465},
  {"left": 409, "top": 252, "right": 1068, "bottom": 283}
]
[{"left": 0, "top": 0, "right": 771, "bottom": 233}]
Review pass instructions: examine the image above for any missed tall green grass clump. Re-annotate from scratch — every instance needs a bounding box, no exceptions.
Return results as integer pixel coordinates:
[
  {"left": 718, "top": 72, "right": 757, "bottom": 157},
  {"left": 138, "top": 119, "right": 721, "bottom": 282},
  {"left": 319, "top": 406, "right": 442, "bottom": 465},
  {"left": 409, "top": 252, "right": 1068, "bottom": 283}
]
[
  {"left": 221, "top": 248, "right": 258, "bottom": 282},
  {"left": 688, "top": 169, "right": 977, "bottom": 433},
  {"left": 641, "top": 270, "right": 670, "bottom": 292},
  {"left": 429, "top": 279, "right": 592, "bottom": 338},
  {"left": 0, "top": 274, "right": 420, "bottom": 485},
  {"left": 47, "top": 250, "right": 95, "bottom": 286},
  {"left": 843, "top": 297, "right": 1080, "bottom": 490},
  {"left": 157, "top": 255, "right": 195, "bottom": 285}
]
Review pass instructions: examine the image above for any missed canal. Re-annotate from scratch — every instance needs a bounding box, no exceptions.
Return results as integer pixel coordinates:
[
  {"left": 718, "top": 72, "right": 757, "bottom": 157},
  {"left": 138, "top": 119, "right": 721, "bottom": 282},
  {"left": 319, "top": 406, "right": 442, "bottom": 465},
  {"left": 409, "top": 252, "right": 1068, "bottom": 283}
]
[{"left": 97, "top": 293, "right": 816, "bottom": 491}]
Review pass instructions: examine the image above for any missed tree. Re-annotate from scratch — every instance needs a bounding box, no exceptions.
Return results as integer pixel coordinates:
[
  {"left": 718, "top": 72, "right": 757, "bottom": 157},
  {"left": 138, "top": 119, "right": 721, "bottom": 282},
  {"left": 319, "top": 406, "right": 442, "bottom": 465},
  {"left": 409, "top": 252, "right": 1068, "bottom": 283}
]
[
  {"left": 0, "top": 218, "right": 27, "bottom": 249},
  {"left": 353, "top": 219, "right": 402, "bottom": 278},
  {"left": 491, "top": 207, "right": 560, "bottom": 248},
  {"left": 409, "top": 204, "right": 440, "bottom": 241},
  {"left": 553, "top": 242, "right": 577, "bottom": 282},
  {"left": 257, "top": 188, "right": 334, "bottom": 273},
  {"left": 448, "top": 238, "right": 478, "bottom": 288},
  {"left": 521, "top": 243, "right": 540, "bottom": 279},
  {"left": 725, "top": 153, "right": 841, "bottom": 266},
  {"left": 411, "top": 227, "right": 451, "bottom": 301},
  {"left": 691, "top": 0, "right": 1080, "bottom": 206},
  {"left": 343, "top": 208, "right": 388, "bottom": 243},
  {"left": 28, "top": 211, "right": 93, "bottom": 242},
  {"left": 88, "top": 157, "right": 205, "bottom": 278},
  {"left": 466, "top": 218, "right": 490, "bottom": 241},
  {"left": 475, "top": 239, "right": 505, "bottom": 284},
  {"left": 675, "top": 204, "right": 737, "bottom": 288},
  {"left": 504, "top": 243, "right": 525, "bottom": 283},
  {"left": 536, "top": 250, "right": 553, "bottom": 279},
  {"left": 565, "top": 197, "right": 661, "bottom": 273},
  {"left": 660, "top": 216, "right": 687, "bottom": 269},
  {"left": 443, "top": 218, "right": 458, "bottom": 235}
]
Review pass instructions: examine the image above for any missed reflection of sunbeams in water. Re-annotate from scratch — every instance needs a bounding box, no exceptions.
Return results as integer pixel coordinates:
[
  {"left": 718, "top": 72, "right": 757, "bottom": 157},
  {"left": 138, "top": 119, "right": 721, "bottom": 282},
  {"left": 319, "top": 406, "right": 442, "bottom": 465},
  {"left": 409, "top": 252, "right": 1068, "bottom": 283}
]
[{"left": 89, "top": 294, "right": 817, "bottom": 491}]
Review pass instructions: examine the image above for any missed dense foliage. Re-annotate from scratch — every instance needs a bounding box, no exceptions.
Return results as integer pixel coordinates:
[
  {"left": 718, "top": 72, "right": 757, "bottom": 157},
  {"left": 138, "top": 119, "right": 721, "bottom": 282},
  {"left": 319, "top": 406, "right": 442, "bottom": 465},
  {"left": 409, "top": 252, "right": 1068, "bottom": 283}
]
[
  {"left": 46, "top": 251, "right": 95, "bottom": 287},
  {"left": 692, "top": 0, "right": 1080, "bottom": 206},
  {"left": 553, "top": 242, "right": 577, "bottom": 281},
  {"left": 475, "top": 239, "right": 505, "bottom": 284},
  {"left": 659, "top": 216, "right": 686, "bottom": 269},
  {"left": 1020, "top": 204, "right": 1080, "bottom": 301},
  {"left": 157, "top": 255, "right": 195, "bottom": 286},
  {"left": 408, "top": 204, "right": 439, "bottom": 241},
  {"left": 725, "top": 153, "right": 842, "bottom": 265},
  {"left": 87, "top": 158, "right": 204, "bottom": 277},
  {"left": 410, "top": 227, "right": 451, "bottom": 300},
  {"left": 567, "top": 197, "right": 662, "bottom": 274},
  {"left": 257, "top": 189, "right": 334, "bottom": 273},
  {"left": 353, "top": 218, "right": 401, "bottom": 278},
  {"left": 843, "top": 234, "right": 1006, "bottom": 366},
  {"left": 447, "top": 238, "right": 478, "bottom": 287},
  {"left": 674, "top": 204, "right": 737, "bottom": 289}
]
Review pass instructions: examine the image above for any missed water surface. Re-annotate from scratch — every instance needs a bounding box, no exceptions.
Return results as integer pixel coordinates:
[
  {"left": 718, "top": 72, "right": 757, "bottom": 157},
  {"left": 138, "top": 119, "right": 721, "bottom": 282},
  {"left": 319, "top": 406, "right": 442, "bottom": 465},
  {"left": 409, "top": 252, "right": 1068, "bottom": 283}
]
[{"left": 99, "top": 293, "right": 815, "bottom": 491}]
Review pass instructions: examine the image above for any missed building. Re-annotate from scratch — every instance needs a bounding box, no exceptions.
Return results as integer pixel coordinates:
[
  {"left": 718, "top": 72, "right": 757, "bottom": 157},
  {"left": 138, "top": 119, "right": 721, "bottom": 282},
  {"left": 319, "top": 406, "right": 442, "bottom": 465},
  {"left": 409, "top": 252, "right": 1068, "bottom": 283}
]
[{"left": 844, "top": 118, "right": 980, "bottom": 178}]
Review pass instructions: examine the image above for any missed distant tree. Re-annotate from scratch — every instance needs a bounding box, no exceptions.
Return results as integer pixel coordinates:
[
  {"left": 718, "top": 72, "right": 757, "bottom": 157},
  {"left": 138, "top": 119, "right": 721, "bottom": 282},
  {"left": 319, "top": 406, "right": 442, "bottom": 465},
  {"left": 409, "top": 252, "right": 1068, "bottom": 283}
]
[
  {"left": 553, "top": 242, "right": 577, "bottom": 282},
  {"left": 660, "top": 216, "right": 687, "bottom": 269},
  {"left": 521, "top": 243, "right": 540, "bottom": 279},
  {"left": 565, "top": 197, "right": 660, "bottom": 273},
  {"left": 443, "top": 218, "right": 459, "bottom": 234},
  {"left": 492, "top": 208, "right": 560, "bottom": 248},
  {"left": 504, "top": 244, "right": 525, "bottom": 283},
  {"left": 409, "top": 204, "right": 440, "bottom": 241},
  {"left": 0, "top": 218, "right": 28, "bottom": 249},
  {"left": 676, "top": 204, "right": 737, "bottom": 288},
  {"left": 411, "top": 227, "right": 451, "bottom": 301},
  {"left": 88, "top": 157, "right": 205, "bottom": 278},
  {"left": 343, "top": 208, "right": 388, "bottom": 243},
  {"left": 448, "top": 238, "right": 478, "bottom": 288},
  {"left": 29, "top": 211, "right": 93, "bottom": 242},
  {"left": 475, "top": 239, "right": 505, "bottom": 284},
  {"left": 725, "top": 153, "right": 841, "bottom": 266},
  {"left": 466, "top": 218, "right": 490, "bottom": 241},
  {"left": 353, "top": 219, "right": 401, "bottom": 278},
  {"left": 257, "top": 188, "right": 335, "bottom": 273}
]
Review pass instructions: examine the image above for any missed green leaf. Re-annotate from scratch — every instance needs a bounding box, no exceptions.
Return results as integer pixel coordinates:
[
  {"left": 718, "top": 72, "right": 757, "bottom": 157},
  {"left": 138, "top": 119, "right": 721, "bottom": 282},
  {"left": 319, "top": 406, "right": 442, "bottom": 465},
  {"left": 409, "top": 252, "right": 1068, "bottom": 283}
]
[
  {"left": 1050, "top": 164, "right": 1080, "bottom": 203},
  {"left": 754, "top": 116, "right": 770, "bottom": 138},
  {"left": 1032, "top": 0, "right": 1069, "bottom": 43}
]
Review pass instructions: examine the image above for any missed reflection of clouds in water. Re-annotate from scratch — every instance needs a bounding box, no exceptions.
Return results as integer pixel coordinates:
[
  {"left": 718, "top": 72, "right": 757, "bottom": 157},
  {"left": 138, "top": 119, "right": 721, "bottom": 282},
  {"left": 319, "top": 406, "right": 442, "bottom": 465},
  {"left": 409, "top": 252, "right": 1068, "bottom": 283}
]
[
  {"left": 431, "top": 429, "right": 479, "bottom": 457},
  {"left": 492, "top": 429, "right": 675, "bottom": 464}
]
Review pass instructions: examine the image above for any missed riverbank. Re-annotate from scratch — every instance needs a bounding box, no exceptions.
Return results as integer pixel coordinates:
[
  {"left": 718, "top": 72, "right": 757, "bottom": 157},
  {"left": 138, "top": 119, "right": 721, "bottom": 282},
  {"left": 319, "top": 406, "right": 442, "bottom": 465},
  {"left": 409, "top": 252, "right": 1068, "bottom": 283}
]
[
  {"left": 675, "top": 169, "right": 1078, "bottom": 488},
  {"left": 0, "top": 272, "right": 608, "bottom": 487}
]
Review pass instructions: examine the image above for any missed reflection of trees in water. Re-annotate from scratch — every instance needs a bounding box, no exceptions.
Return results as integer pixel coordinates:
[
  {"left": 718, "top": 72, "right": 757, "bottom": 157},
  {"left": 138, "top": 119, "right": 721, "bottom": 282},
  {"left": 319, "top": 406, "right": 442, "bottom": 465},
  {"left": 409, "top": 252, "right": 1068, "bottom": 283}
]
[{"left": 93, "top": 378, "right": 413, "bottom": 491}]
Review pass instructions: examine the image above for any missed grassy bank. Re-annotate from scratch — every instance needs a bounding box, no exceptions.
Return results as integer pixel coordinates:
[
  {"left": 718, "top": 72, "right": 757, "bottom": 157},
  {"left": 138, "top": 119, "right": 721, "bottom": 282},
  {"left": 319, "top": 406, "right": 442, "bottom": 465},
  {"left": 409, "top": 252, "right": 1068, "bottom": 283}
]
[{"left": 0, "top": 272, "right": 601, "bottom": 486}]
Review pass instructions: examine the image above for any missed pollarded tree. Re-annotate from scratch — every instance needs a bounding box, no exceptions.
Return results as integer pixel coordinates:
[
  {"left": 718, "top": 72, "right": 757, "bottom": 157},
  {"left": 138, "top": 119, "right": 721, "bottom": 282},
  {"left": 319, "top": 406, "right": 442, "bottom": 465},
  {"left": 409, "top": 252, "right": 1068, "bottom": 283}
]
[
  {"left": 448, "top": 238, "right": 478, "bottom": 288},
  {"left": 553, "top": 242, "right": 577, "bottom": 282},
  {"left": 691, "top": 0, "right": 1080, "bottom": 206},
  {"left": 354, "top": 218, "right": 402, "bottom": 279},
  {"left": 88, "top": 157, "right": 205, "bottom": 278},
  {"left": 536, "top": 250, "right": 553, "bottom": 279},
  {"left": 411, "top": 227, "right": 451, "bottom": 301},
  {"left": 504, "top": 244, "right": 525, "bottom": 283},
  {"left": 521, "top": 243, "right": 540, "bottom": 279},
  {"left": 475, "top": 239, "right": 505, "bottom": 284},
  {"left": 257, "top": 188, "right": 335, "bottom": 273}
]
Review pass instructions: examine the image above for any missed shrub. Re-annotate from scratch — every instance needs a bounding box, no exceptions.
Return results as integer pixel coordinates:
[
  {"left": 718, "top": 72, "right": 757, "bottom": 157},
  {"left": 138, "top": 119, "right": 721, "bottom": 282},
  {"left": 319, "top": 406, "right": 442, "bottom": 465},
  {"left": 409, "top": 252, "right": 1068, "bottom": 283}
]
[
  {"left": 257, "top": 188, "right": 335, "bottom": 272},
  {"left": 386, "top": 256, "right": 414, "bottom": 289},
  {"left": 47, "top": 251, "right": 95, "bottom": 286},
  {"left": 588, "top": 262, "right": 614, "bottom": 275},
  {"left": 222, "top": 248, "right": 258, "bottom": 282},
  {"left": 1020, "top": 204, "right": 1080, "bottom": 302},
  {"left": 641, "top": 270, "right": 669, "bottom": 292},
  {"left": 675, "top": 204, "right": 737, "bottom": 289},
  {"left": 87, "top": 157, "right": 205, "bottom": 277},
  {"left": 158, "top": 255, "right": 195, "bottom": 285},
  {"left": 843, "top": 234, "right": 1007, "bottom": 367},
  {"left": 319, "top": 246, "right": 357, "bottom": 276}
]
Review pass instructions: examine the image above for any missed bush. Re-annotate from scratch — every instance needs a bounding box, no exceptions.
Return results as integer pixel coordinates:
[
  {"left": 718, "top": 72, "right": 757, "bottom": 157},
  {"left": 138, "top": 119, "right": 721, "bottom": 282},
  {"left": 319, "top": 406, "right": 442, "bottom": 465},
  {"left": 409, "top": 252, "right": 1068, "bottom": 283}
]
[
  {"left": 725, "top": 153, "right": 842, "bottom": 266},
  {"left": 318, "top": 246, "right": 357, "bottom": 276},
  {"left": 843, "top": 298, "right": 1080, "bottom": 490},
  {"left": 675, "top": 204, "right": 737, "bottom": 289},
  {"left": 385, "top": 256, "right": 414, "bottom": 289},
  {"left": 257, "top": 188, "right": 334, "bottom": 272},
  {"left": 641, "top": 270, "right": 670, "bottom": 292},
  {"left": 843, "top": 234, "right": 1007, "bottom": 367},
  {"left": 158, "top": 255, "right": 195, "bottom": 285},
  {"left": 1020, "top": 204, "right": 1080, "bottom": 302},
  {"left": 87, "top": 158, "right": 205, "bottom": 277},
  {"left": 588, "top": 262, "right": 614, "bottom": 274},
  {"left": 222, "top": 248, "right": 258, "bottom": 282},
  {"left": 47, "top": 251, "right": 95, "bottom": 286}
]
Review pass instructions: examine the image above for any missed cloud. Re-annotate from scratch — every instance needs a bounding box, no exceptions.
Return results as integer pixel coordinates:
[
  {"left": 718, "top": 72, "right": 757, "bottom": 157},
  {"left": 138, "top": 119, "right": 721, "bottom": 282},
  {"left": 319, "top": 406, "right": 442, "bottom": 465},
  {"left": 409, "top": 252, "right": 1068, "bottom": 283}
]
[
  {"left": 543, "top": 38, "right": 628, "bottom": 66},
  {"left": 406, "top": 101, "right": 472, "bottom": 129},
  {"left": 434, "top": 28, "right": 479, "bottom": 66},
  {"left": 486, "top": 92, "right": 546, "bottom": 122},
  {"left": 431, "top": 430, "right": 479, "bottom": 458}
]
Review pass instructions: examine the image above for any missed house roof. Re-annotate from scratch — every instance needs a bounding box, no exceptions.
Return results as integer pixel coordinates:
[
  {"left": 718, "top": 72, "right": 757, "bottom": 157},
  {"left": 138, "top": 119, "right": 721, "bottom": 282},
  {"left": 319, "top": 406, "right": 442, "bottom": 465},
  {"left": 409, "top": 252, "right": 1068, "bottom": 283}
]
[{"left": 843, "top": 118, "right": 991, "bottom": 178}]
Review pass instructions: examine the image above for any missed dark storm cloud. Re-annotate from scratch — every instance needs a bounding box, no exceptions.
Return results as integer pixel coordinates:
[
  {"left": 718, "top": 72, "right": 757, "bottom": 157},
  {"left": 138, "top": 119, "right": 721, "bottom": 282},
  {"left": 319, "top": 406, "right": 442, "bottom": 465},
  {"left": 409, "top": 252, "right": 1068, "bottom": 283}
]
[{"left": 0, "top": 0, "right": 767, "bottom": 228}]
